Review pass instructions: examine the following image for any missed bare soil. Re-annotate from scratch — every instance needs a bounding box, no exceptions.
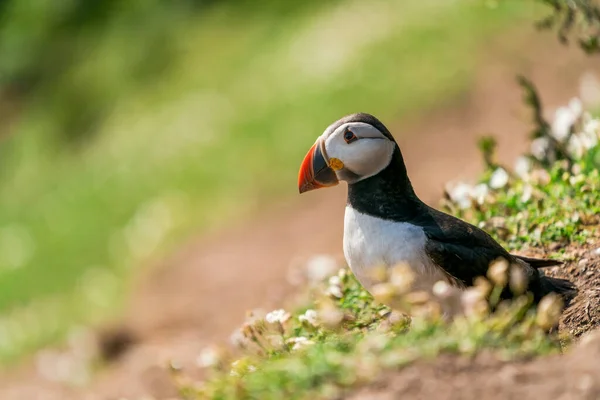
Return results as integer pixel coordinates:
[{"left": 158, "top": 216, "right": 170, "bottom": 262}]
[
  {"left": 347, "top": 330, "right": 600, "bottom": 400},
  {"left": 0, "top": 28, "right": 599, "bottom": 400}
]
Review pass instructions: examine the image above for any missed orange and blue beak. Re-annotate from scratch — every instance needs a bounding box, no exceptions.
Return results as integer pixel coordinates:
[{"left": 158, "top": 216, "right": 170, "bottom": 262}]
[{"left": 298, "top": 139, "right": 340, "bottom": 194}]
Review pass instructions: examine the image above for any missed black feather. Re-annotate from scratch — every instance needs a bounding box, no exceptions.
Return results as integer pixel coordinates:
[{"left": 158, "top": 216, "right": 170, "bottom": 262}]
[{"left": 513, "top": 255, "right": 563, "bottom": 268}]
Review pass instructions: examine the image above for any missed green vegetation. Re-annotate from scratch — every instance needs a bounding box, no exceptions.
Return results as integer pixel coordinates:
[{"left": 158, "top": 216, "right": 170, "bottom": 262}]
[
  {"left": 178, "top": 95, "right": 600, "bottom": 400},
  {"left": 0, "top": 1, "right": 546, "bottom": 363}
]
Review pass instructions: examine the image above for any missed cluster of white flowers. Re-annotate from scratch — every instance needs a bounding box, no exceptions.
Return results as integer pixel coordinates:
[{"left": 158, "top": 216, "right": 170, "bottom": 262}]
[
  {"left": 265, "top": 309, "right": 291, "bottom": 324},
  {"left": 543, "top": 97, "right": 599, "bottom": 160},
  {"left": 445, "top": 173, "right": 500, "bottom": 210},
  {"left": 446, "top": 98, "right": 599, "bottom": 210},
  {"left": 298, "top": 309, "right": 319, "bottom": 327},
  {"left": 326, "top": 273, "right": 344, "bottom": 298}
]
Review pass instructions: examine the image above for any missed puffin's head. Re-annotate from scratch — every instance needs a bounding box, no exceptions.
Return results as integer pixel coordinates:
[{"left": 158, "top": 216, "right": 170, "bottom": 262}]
[{"left": 298, "top": 113, "right": 397, "bottom": 193}]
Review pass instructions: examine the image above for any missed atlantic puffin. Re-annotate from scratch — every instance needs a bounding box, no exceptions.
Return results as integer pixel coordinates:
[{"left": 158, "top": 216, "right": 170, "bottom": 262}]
[{"left": 298, "top": 112, "right": 577, "bottom": 305}]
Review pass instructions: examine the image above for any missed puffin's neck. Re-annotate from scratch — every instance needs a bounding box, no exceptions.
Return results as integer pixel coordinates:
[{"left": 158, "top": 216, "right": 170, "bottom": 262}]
[{"left": 347, "top": 146, "right": 423, "bottom": 222}]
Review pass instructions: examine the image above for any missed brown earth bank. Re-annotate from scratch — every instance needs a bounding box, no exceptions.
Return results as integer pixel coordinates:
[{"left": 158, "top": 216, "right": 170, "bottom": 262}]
[
  {"left": 1, "top": 27, "right": 600, "bottom": 400},
  {"left": 347, "top": 330, "right": 600, "bottom": 400}
]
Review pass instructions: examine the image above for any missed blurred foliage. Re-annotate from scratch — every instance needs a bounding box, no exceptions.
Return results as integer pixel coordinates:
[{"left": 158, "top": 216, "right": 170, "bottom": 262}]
[
  {"left": 0, "top": 0, "right": 547, "bottom": 364},
  {"left": 0, "top": 0, "right": 318, "bottom": 145},
  {"left": 534, "top": 0, "right": 600, "bottom": 53}
]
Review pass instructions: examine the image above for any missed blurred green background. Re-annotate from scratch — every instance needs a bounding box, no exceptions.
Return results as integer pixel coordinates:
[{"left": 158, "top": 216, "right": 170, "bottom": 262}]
[{"left": 0, "top": 0, "right": 544, "bottom": 363}]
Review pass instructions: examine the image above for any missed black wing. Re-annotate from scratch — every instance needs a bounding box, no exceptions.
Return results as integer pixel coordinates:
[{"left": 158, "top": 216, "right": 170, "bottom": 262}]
[{"left": 415, "top": 206, "right": 521, "bottom": 286}]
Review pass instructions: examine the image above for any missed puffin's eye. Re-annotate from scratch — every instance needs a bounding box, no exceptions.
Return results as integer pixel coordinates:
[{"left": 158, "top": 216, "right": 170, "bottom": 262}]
[{"left": 344, "top": 130, "right": 358, "bottom": 144}]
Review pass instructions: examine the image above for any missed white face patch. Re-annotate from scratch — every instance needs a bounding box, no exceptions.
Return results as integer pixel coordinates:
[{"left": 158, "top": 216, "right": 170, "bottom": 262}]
[{"left": 322, "top": 122, "right": 395, "bottom": 182}]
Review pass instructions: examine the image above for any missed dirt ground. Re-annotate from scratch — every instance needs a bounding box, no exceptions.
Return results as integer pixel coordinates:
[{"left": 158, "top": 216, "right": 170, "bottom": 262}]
[
  {"left": 1, "top": 28, "right": 600, "bottom": 400},
  {"left": 347, "top": 330, "right": 600, "bottom": 400}
]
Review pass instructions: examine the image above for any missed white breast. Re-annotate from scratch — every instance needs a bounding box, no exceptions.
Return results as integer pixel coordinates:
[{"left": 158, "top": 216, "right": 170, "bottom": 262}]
[{"left": 343, "top": 206, "right": 449, "bottom": 293}]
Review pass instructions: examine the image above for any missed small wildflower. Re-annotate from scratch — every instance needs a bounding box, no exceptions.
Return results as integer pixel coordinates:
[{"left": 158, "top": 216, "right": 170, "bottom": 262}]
[
  {"left": 389, "top": 263, "right": 415, "bottom": 294},
  {"left": 567, "top": 135, "right": 585, "bottom": 160},
  {"left": 371, "top": 283, "right": 395, "bottom": 305},
  {"left": 196, "top": 346, "right": 223, "bottom": 368},
  {"left": 327, "top": 285, "right": 343, "bottom": 299},
  {"left": 446, "top": 182, "right": 473, "bottom": 209},
  {"left": 509, "top": 263, "right": 528, "bottom": 295},
  {"left": 489, "top": 167, "right": 509, "bottom": 189},
  {"left": 551, "top": 99, "right": 582, "bottom": 142},
  {"left": 470, "top": 183, "right": 489, "bottom": 205},
  {"left": 461, "top": 287, "right": 489, "bottom": 318},
  {"left": 530, "top": 137, "right": 550, "bottom": 161},
  {"left": 298, "top": 309, "right": 319, "bottom": 327},
  {"left": 514, "top": 156, "right": 531, "bottom": 180},
  {"left": 287, "top": 336, "right": 315, "bottom": 351},
  {"left": 318, "top": 302, "right": 344, "bottom": 329},
  {"left": 536, "top": 293, "right": 564, "bottom": 330},
  {"left": 265, "top": 334, "right": 284, "bottom": 349},
  {"left": 328, "top": 275, "right": 341, "bottom": 286},
  {"left": 473, "top": 276, "right": 493, "bottom": 297},
  {"left": 582, "top": 114, "right": 600, "bottom": 138},
  {"left": 305, "top": 255, "right": 338, "bottom": 283},
  {"left": 432, "top": 280, "right": 452, "bottom": 299},
  {"left": 229, "top": 328, "right": 250, "bottom": 349},
  {"left": 404, "top": 291, "right": 430, "bottom": 306},
  {"left": 530, "top": 169, "right": 551, "bottom": 185},
  {"left": 488, "top": 258, "right": 509, "bottom": 288},
  {"left": 367, "top": 265, "right": 388, "bottom": 283},
  {"left": 521, "top": 184, "right": 533, "bottom": 203},
  {"left": 265, "top": 309, "right": 291, "bottom": 324}
]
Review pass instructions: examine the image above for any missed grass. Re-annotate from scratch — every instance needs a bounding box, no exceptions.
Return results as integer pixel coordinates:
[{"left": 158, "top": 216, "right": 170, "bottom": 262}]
[
  {"left": 187, "top": 272, "right": 560, "bottom": 399},
  {"left": 0, "top": 0, "right": 546, "bottom": 363},
  {"left": 177, "top": 100, "right": 600, "bottom": 400}
]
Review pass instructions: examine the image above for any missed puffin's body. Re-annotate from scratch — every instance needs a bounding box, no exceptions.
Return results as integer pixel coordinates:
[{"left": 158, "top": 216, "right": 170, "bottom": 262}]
[{"left": 298, "top": 113, "right": 576, "bottom": 304}]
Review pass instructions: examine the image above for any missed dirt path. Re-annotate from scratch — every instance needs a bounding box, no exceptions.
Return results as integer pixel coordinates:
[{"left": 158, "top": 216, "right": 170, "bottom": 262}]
[{"left": 1, "top": 29, "right": 599, "bottom": 400}]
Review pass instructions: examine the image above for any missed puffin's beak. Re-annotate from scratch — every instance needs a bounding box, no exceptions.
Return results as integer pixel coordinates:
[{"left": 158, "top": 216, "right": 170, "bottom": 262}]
[{"left": 298, "top": 139, "right": 339, "bottom": 194}]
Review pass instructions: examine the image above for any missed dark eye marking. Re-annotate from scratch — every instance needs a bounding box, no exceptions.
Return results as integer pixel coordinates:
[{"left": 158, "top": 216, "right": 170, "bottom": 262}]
[{"left": 343, "top": 129, "right": 358, "bottom": 144}]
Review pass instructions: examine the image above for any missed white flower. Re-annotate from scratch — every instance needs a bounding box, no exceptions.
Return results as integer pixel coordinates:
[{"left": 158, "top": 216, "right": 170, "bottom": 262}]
[
  {"left": 551, "top": 98, "right": 582, "bottom": 141},
  {"left": 489, "top": 168, "right": 509, "bottom": 189},
  {"left": 514, "top": 156, "right": 531, "bottom": 180},
  {"left": 446, "top": 182, "right": 472, "bottom": 210},
  {"left": 580, "top": 125, "right": 599, "bottom": 150},
  {"left": 521, "top": 184, "right": 533, "bottom": 203},
  {"left": 470, "top": 183, "right": 489, "bottom": 205},
  {"left": 196, "top": 346, "right": 222, "bottom": 368},
  {"left": 569, "top": 97, "right": 584, "bottom": 118},
  {"left": 287, "top": 336, "right": 315, "bottom": 351},
  {"left": 328, "top": 275, "right": 341, "bottom": 286},
  {"left": 305, "top": 255, "right": 338, "bottom": 282},
  {"left": 327, "top": 285, "right": 343, "bottom": 299},
  {"left": 567, "top": 135, "right": 585, "bottom": 160},
  {"left": 298, "top": 309, "right": 319, "bottom": 327},
  {"left": 432, "top": 280, "right": 452, "bottom": 298},
  {"left": 265, "top": 309, "right": 291, "bottom": 324},
  {"left": 530, "top": 137, "right": 549, "bottom": 161},
  {"left": 582, "top": 114, "right": 600, "bottom": 138},
  {"left": 229, "top": 329, "right": 249, "bottom": 348}
]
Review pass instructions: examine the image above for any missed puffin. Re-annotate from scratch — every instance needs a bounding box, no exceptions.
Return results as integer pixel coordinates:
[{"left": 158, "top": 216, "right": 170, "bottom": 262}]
[{"left": 298, "top": 112, "right": 577, "bottom": 305}]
